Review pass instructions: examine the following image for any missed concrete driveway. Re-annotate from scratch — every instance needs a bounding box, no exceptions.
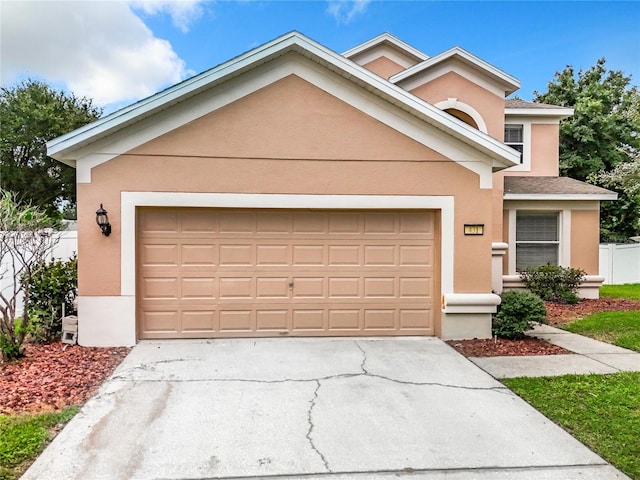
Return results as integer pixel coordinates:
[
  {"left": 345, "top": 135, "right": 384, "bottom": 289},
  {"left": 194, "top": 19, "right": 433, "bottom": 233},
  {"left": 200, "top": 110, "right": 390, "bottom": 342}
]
[{"left": 23, "top": 338, "right": 628, "bottom": 479}]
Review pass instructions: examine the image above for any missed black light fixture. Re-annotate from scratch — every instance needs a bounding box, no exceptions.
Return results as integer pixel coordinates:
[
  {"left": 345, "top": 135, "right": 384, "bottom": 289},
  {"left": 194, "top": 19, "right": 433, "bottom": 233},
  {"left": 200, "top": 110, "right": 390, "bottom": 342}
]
[{"left": 96, "top": 204, "right": 112, "bottom": 236}]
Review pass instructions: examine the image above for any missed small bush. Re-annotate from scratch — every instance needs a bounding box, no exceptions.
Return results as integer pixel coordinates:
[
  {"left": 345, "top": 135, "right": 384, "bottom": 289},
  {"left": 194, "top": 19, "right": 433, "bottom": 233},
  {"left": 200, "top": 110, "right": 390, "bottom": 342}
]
[
  {"left": 492, "top": 290, "right": 547, "bottom": 339},
  {"left": 521, "top": 264, "right": 585, "bottom": 304},
  {"left": 25, "top": 256, "right": 77, "bottom": 343}
]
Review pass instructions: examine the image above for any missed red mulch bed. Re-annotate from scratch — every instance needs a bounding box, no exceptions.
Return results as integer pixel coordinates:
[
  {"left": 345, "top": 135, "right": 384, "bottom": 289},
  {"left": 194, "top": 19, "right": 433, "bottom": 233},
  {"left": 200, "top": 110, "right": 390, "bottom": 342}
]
[
  {"left": 447, "top": 337, "right": 571, "bottom": 357},
  {"left": 0, "top": 342, "right": 130, "bottom": 414},
  {"left": 448, "top": 297, "right": 640, "bottom": 358},
  {"left": 544, "top": 298, "right": 640, "bottom": 325}
]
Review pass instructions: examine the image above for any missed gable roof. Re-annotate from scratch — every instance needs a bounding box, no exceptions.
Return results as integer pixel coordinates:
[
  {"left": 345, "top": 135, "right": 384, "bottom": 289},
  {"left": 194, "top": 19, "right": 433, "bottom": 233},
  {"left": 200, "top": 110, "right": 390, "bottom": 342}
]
[
  {"left": 505, "top": 99, "right": 574, "bottom": 118},
  {"left": 390, "top": 46, "right": 520, "bottom": 95},
  {"left": 504, "top": 176, "right": 617, "bottom": 200},
  {"left": 342, "top": 32, "right": 429, "bottom": 63},
  {"left": 47, "top": 31, "right": 519, "bottom": 172}
]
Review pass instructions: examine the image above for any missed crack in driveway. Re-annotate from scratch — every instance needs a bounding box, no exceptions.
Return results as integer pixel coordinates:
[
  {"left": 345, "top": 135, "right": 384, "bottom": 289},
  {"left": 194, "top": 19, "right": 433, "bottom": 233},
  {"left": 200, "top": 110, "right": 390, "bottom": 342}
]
[{"left": 305, "top": 380, "right": 331, "bottom": 473}]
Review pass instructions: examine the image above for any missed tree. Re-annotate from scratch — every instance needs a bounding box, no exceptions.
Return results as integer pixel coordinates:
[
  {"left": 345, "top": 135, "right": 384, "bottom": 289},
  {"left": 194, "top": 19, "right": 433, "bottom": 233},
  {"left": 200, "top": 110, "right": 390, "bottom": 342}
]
[
  {"left": 0, "top": 190, "right": 60, "bottom": 360},
  {"left": 534, "top": 59, "right": 640, "bottom": 182},
  {"left": 0, "top": 80, "right": 102, "bottom": 216},
  {"left": 593, "top": 154, "right": 640, "bottom": 241}
]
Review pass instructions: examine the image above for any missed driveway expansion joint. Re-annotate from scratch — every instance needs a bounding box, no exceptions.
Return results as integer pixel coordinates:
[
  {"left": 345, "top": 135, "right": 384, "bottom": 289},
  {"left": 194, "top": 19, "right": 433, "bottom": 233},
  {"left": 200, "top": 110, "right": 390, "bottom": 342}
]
[{"left": 306, "top": 380, "right": 331, "bottom": 473}]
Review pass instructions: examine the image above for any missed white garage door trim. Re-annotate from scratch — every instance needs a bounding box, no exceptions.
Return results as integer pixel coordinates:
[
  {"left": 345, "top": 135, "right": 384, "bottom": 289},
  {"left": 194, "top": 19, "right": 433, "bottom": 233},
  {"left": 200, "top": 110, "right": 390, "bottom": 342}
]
[{"left": 121, "top": 193, "right": 455, "bottom": 302}]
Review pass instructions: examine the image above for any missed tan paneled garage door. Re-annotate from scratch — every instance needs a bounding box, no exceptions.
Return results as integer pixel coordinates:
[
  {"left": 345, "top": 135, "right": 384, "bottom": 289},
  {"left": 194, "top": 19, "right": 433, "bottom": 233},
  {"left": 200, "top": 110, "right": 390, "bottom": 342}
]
[{"left": 137, "top": 208, "right": 437, "bottom": 338}]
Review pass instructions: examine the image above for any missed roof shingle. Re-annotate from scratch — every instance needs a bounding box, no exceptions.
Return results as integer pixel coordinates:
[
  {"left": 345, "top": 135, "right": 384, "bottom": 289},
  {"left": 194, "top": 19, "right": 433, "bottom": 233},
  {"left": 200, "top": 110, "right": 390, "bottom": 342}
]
[{"left": 504, "top": 176, "right": 617, "bottom": 198}]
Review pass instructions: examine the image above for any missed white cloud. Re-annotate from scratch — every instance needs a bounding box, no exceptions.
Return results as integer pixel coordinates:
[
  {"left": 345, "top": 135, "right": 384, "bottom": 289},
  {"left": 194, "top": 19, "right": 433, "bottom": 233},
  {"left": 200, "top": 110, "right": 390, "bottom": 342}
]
[
  {"left": 326, "top": 0, "right": 370, "bottom": 24},
  {"left": 0, "top": 0, "right": 199, "bottom": 107},
  {"left": 131, "top": 0, "right": 205, "bottom": 33}
]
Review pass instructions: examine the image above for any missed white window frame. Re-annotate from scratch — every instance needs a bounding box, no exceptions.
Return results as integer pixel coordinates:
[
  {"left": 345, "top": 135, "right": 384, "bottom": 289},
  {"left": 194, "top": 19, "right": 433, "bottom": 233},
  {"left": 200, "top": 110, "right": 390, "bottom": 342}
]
[
  {"left": 503, "top": 117, "right": 532, "bottom": 172},
  {"left": 504, "top": 124, "right": 524, "bottom": 163},
  {"left": 508, "top": 208, "right": 571, "bottom": 274}
]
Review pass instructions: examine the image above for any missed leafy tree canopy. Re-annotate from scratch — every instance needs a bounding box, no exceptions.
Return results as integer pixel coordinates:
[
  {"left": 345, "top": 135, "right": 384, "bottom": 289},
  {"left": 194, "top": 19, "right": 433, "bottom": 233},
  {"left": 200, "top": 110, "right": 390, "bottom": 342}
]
[
  {"left": 534, "top": 58, "right": 640, "bottom": 181},
  {"left": 0, "top": 80, "right": 102, "bottom": 216}
]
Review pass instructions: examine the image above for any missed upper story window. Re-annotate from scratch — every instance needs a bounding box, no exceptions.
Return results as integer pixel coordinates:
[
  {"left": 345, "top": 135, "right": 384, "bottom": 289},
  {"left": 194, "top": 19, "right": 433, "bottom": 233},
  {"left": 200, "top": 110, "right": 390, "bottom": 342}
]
[{"left": 505, "top": 124, "right": 524, "bottom": 163}]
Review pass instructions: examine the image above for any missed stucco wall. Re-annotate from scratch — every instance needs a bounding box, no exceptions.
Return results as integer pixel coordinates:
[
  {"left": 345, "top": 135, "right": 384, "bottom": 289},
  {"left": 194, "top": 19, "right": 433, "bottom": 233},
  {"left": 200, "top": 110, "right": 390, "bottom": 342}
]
[
  {"left": 362, "top": 56, "right": 406, "bottom": 79},
  {"left": 571, "top": 209, "right": 600, "bottom": 274},
  {"left": 77, "top": 74, "right": 494, "bottom": 300},
  {"left": 409, "top": 71, "right": 505, "bottom": 140}
]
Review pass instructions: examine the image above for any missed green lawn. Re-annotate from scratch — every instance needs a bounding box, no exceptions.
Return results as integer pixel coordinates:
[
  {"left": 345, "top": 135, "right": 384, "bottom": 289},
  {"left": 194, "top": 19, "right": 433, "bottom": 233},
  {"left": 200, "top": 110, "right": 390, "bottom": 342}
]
[
  {"left": 0, "top": 407, "right": 77, "bottom": 480},
  {"left": 563, "top": 311, "right": 640, "bottom": 352},
  {"left": 600, "top": 283, "right": 640, "bottom": 300},
  {"left": 504, "top": 372, "right": 640, "bottom": 480}
]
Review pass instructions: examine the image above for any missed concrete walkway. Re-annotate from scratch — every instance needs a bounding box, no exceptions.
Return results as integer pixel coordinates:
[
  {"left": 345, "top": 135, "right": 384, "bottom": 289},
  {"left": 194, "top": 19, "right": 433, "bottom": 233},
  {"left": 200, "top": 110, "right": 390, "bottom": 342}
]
[
  {"left": 22, "top": 337, "right": 631, "bottom": 480},
  {"left": 470, "top": 324, "right": 640, "bottom": 379}
]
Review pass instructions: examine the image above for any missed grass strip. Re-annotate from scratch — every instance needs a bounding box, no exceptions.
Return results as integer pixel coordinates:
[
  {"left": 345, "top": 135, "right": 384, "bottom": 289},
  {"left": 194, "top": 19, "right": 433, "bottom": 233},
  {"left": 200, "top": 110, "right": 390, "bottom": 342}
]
[
  {"left": 0, "top": 407, "right": 78, "bottom": 480},
  {"left": 504, "top": 372, "right": 640, "bottom": 480},
  {"left": 562, "top": 311, "right": 640, "bottom": 352},
  {"left": 600, "top": 283, "right": 640, "bottom": 300}
]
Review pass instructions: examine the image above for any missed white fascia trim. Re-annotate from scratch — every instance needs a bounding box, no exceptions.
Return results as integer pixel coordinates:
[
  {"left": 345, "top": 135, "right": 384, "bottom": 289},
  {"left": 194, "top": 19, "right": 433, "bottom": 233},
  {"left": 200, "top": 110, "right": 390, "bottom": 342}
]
[
  {"left": 76, "top": 56, "right": 508, "bottom": 187},
  {"left": 505, "top": 108, "right": 574, "bottom": 118},
  {"left": 390, "top": 46, "right": 520, "bottom": 94},
  {"left": 120, "top": 192, "right": 455, "bottom": 299},
  {"left": 342, "top": 33, "right": 429, "bottom": 62},
  {"left": 395, "top": 61, "right": 508, "bottom": 99},
  {"left": 51, "top": 32, "right": 518, "bottom": 172},
  {"left": 434, "top": 98, "right": 488, "bottom": 134},
  {"left": 504, "top": 193, "right": 618, "bottom": 201}
]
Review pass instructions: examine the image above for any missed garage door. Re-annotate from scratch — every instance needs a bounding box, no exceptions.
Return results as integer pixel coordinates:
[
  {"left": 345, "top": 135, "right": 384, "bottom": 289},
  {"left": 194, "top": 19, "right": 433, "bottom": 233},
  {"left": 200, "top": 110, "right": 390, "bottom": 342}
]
[{"left": 137, "top": 208, "right": 437, "bottom": 338}]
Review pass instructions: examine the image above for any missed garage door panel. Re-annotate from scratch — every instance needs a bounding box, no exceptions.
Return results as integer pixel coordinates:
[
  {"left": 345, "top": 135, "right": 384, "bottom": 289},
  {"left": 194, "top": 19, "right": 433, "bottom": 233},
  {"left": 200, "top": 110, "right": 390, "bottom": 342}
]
[
  {"left": 142, "top": 310, "right": 180, "bottom": 333},
  {"left": 328, "top": 310, "right": 361, "bottom": 330},
  {"left": 364, "top": 309, "right": 395, "bottom": 329},
  {"left": 364, "top": 277, "right": 395, "bottom": 298},
  {"left": 399, "top": 309, "right": 433, "bottom": 329},
  {"left": 364, "top": 245, "right": 396, "bottom": 266},
  {"left": 256, "top": 310, "right": 289, "bottom": 330},
  {"left": 291, "top": 277, "right": 324, "bottom": 298},
  {"left": 181, "top": 244, "right": 216, "bottom": 266},
  {"left": 256, "top": 277, "right": 290, "bottom": 298},
  {"left": 219, "top": 277, "right": 253, "bottom": 298},
  {"left": 219, "top": 244, "right": 253, "bottom": 266},
  {"left": 138, "top": 209, "right": 437, "bottom": 338},
  {"left": 180, "top": 210, "right": 217, "bottom": 233},
  {"left": 143, "top": 278, "right": 179, "bottom": 299},
  {"left": 181, "top": 277, "right": 216, "bottom": 299},
  {"left": 293, "top": 245, "right": 325, "bottom": 266},
  {"left": 219, "top": 310, "right": 253, "bottom": 331},
  {"left": 399, "top": 277, "right": 432, "bottom": 298},
  {"left": 292, "top": 310, "right": 325, "bottom": 330},
  {"left": 328, "top": 277, "right": 360, "bottom": 298},
  {"left": 182, "top": 310, "right": 216, "bottom": 332},
  {"left": 328, "top": 245, "right": 361, "bottom": 266},
  {"left": 256, "top": 245, "right": 290, "bottom": 265},
  {"left": 141, "top": 244, "right": 179, "bottom": 266},
  {"left": 364, "top": 213, "right": 396, "bottom": 234}
]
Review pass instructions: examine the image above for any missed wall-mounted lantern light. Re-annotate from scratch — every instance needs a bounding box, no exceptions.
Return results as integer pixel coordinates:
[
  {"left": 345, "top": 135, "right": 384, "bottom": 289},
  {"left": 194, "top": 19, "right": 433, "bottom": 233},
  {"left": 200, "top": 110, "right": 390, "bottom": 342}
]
[{"left": 96, "top": 204, "right": 112, "bottom": 236}]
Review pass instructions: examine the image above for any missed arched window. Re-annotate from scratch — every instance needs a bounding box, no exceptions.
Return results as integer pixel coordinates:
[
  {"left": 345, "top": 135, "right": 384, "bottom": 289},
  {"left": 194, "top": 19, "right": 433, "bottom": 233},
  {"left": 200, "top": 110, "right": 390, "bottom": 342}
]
[
  {"left": 434, "top": 98, "right": 488, "bottom": 134},
  {"left": 444, "top": 108, "right": 479, "bottom": 129}
]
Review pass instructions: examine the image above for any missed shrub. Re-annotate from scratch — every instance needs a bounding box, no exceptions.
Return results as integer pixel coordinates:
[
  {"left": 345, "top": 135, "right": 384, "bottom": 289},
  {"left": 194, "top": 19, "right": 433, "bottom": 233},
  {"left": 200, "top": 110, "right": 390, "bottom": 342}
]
[
  {"left": 492, "top": 290, "right": 547, "bottom": 339},
  {"left": 521, "top": 264, "right": 586, "bottom": 304},
  {"left": 26, "top": 255, "right": 77, "bottom": 343}
]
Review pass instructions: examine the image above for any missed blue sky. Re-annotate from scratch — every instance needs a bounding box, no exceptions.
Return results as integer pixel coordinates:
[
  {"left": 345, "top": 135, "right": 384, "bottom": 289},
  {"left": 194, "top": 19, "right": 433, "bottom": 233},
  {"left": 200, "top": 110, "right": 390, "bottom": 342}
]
[{"left": 2, "top": 1, "right": 638, "bottom": 114}]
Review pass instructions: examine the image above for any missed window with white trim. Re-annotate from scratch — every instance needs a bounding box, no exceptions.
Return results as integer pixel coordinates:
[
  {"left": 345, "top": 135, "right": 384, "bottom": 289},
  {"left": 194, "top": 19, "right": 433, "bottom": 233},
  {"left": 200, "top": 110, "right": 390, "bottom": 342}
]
[
  {"left": 505, "top": 124, "right": 524, "bottom": 163},
  {"left": 515, "top": 212, "right": 559, "bottom": 271}
]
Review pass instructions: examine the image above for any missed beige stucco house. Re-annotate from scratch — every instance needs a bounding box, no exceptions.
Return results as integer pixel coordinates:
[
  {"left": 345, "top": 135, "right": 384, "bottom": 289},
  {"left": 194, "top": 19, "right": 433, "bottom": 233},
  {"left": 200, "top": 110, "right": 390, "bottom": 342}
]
[{"left": 47, "top": 32, "right": 616, "bottom": 346}]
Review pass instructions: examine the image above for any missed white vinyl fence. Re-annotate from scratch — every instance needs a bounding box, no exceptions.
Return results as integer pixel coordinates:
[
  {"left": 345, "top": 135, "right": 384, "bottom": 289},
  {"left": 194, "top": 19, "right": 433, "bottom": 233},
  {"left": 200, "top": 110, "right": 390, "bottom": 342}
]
[
  {"left": 599, "top": 243, "right": 640, "bottom": 285},
  {"left": 0, "top": 230, "right": 78, "bottom": 315}
]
